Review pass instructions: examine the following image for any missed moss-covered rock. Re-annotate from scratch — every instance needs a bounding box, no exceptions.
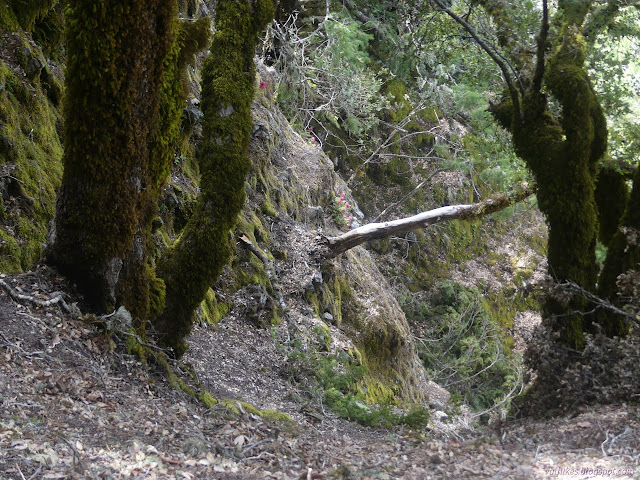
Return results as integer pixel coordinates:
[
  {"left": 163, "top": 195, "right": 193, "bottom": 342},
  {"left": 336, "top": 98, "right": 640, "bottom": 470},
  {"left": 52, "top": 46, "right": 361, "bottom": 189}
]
[{"left": 0, "top": 58, "right": 62, "bottom": 272}]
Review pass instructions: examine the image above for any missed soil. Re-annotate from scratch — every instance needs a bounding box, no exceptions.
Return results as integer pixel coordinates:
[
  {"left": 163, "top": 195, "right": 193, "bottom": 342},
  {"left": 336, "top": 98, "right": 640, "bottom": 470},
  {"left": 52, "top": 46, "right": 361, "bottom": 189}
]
[{"left": 1, "top": 268, "right": 638, "bottom": 480}]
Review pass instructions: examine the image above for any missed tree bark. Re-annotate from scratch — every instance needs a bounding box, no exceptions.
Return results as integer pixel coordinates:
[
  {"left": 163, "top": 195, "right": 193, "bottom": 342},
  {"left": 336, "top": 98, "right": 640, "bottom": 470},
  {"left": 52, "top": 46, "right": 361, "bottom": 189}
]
[
  {"left": 323, "top": 184, "right": 535, "bottom": 257},
  {"left": 597, "top": 159, "right": 640, "bottom": 335},
  {"left": 154, "top": 0, "right": 277, "bottom": 357},
  {"left": 46, "top": 0, "right": 178, "bottom": 328}
]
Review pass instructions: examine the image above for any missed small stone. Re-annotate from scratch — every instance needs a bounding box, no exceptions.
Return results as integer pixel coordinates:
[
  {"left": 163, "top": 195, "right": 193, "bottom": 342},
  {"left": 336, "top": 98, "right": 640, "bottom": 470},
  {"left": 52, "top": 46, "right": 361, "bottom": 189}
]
[
  {"left": 322, "top": 312, "right": 334, "bottom": 323},
  {"left": 432, "top": 410, "right": 448, "bottom": 421}
]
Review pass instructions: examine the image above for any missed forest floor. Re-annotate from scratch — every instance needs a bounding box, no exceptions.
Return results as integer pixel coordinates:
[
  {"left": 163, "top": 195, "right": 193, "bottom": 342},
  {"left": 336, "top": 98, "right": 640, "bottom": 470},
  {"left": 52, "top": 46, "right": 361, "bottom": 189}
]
[{"left": 0, "top": 268, "right": 639, "bottom": 480}]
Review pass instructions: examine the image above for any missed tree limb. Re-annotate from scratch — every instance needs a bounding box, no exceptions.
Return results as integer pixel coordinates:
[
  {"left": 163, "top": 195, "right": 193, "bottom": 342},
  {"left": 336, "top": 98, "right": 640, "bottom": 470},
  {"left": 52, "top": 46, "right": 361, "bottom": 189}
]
[
  {"left": 323, "top": 183, "right": 535, "bottom": 257},
  {"left": 532, "top": 0, "right": 549, "bottom": 94},
  {"left": 431, "top": 0, "right": 522, "bottom": 123},
  {"left": 0, "top": 279, "right": 73, "bottom": 313}
]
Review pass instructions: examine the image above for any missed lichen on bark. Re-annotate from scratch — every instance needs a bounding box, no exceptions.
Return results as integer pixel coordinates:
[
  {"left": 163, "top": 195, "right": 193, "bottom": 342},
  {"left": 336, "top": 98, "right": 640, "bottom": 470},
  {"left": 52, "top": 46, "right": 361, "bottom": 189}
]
[{"left": 155, "top": 0, "right": 277, "bottom": 356}]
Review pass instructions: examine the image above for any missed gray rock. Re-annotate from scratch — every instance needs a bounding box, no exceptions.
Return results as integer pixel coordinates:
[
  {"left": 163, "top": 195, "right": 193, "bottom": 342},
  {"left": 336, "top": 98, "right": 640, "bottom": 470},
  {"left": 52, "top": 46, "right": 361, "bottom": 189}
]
[{"left": 322, "top": 312, "right": 334, "bottom": 323}]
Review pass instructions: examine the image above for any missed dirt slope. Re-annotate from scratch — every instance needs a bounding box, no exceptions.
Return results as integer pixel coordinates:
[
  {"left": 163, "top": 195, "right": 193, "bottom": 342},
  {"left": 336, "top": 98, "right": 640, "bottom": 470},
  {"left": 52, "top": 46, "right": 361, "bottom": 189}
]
[{"left": 1, "top": 269, "right": 638, "bottom": 479}]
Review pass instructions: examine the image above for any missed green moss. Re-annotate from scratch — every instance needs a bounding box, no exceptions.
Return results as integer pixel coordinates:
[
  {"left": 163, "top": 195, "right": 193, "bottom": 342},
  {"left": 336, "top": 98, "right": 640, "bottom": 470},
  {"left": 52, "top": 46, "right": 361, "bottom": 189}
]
[
  {"left": 306, "top": 265, "right": 355, "bottom": 327},
  {"left": 0, "top": 59, "right": 63, "bottom": 272},
  {"left": 156, "top": 0, "right": 276, "bottom": 356},
  {"left": 488, "top": 27, "right": 608, "bottom": 348},
  {"left": 0, "top": 227, "right": 22, "bottom": 272},
  {"left": 261, "top": 199, "right": 278, "bottom": 216},
  {"left": 8, "top": 0, "right": 54, "bottom": 32},
  {"left": 595, "top": 163, "right": 629, "bottom": 246},
  {"left": 0, "top": 2, "right": 19, "bottom": 31},
  {"left": 198, "top": 287, "right": 230, "bottom": 324},
  {"left": 216, "top": 399, "right": 296, "bottom": 430},
  {"left": 124, "top": 333, "right": 147, "bottom": 364},
  {"left": 258, "top": 409, "right": 292, "bottom": 423},
  {"left": 312, "top": 323, "right": 331, "bottom": 351},
  {"left": 31, "top": 3, "right": 65, "bottom": 58},
  {"left": 45, "top": 0, "right": 181, "bottom": 330},
  {"left": 148, "top": 268, "right": 166, "bottom": 320},
  {"left": 597, "top": 161, "right": 640, "bottom": 335}
]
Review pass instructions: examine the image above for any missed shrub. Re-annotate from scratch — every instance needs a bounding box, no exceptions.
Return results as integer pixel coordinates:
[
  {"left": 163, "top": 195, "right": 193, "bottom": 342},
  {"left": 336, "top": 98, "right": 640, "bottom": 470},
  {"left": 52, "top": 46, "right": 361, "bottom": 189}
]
[{"left": 408, "top": 281, "right": 522, "bottom": 412}]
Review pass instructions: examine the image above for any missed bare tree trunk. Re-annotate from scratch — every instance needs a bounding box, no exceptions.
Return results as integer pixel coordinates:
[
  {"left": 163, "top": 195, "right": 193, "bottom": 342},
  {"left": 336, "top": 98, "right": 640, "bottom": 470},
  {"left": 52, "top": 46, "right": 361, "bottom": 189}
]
[{"left": 323, "top": 184, "right": 535, "bottom": 257}]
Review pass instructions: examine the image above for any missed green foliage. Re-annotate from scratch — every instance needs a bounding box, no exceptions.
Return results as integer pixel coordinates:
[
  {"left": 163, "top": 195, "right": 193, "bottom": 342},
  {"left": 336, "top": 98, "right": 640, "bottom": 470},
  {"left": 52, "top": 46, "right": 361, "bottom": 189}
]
[
  {"left": 454, "top": 86, "right": 530, "bottom": 192},
  {"left": 407, "top": 281, "right": 521, "bottom": 412},
  {"left": 286, "top": 343, "right": 430, "bottom": 429},
  {"left": 272, "top": 11, "right": 385, "bottom": 141},
  {"left": 587, "top": 9, "right": 640, "bottom": 165}
]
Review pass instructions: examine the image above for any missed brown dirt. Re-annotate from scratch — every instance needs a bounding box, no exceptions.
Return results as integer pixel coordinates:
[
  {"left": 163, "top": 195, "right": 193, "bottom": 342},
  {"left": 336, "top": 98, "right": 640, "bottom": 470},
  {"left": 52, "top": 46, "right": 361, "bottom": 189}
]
[{"left": 1, "top": 268, "right": 638, "bottom": 479}]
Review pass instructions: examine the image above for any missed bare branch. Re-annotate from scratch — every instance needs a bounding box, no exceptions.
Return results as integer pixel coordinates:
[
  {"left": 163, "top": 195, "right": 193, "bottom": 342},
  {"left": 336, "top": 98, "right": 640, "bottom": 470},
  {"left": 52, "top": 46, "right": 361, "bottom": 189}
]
[
  {"left": 345, "top": 105, "right": 431, "bottom": 185},
  {"left": 0, "top": 278, "right": 74, "bottom": 313},
  {"left": 532, "top": 0, "right": 549, "bottom": 94},
  {"left": 323, "top": 183, "right": 535, "bottom": 257},
  {"left": 431, "top": 0, "right": 522, "bottom": 124},
  {"left": 553, "top": 281, "right": 639, "bottom": 329}
]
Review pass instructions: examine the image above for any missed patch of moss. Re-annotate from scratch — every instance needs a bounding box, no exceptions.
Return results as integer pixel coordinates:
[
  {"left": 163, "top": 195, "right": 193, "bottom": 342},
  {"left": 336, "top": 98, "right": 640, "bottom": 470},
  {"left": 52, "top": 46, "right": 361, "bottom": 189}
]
[
  {"left": 198, "top": 287, "right": 230, "bottom": 325},
  {"left": 312, "top": 323, "right": 331, "bottom": 351},
  {"left": 261, "top": 199, "right": 278, "bottom": 217},
  {"left": 0, "top": 227, "right": 22, "bottom": 272},
  {"left": 148, "top": 268, "right": 167, "bottom": 320},
  {"left": 0, "top": 3, "right": 19, "bottom": 31},
  {"left": 0, "top": 59, "right": 63, "bottom": 272},
  {"left": 217, "top": 399, "right": 297, "bottom": 431},
  {"left": 8, "top": 0, "right": 54, "bottom": 32},
  {"left": 306, "top": 264, "right": 355, "bottom": 327},
  {"left": 594, "top": 162, "right": 629, "bottom": 246}
]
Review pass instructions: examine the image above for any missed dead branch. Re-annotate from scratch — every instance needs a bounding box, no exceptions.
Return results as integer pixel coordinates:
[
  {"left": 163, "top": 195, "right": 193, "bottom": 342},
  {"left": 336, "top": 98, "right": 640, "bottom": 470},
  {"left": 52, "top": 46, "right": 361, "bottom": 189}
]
[
  {"left": 323, "top": 183, "right": 535, "bottom": 257},
  {"left": 554, "top": 281, "right": 639, "bottom": 329},
  {"left": 0, "top": 278, "right": 74, "bottom": 314}
]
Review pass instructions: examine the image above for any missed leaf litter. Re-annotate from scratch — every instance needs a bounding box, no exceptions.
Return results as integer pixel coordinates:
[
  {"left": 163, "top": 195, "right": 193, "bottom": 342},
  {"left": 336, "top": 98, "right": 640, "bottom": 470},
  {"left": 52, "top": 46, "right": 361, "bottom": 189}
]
[{"left": 0, "top": 266, "right": 638, "bottom": 479}]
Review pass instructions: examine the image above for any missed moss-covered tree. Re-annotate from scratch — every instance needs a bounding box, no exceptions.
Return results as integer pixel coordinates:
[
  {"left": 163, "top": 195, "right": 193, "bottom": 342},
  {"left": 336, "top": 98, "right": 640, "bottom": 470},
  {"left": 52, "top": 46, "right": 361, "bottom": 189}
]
[
  {"left": 154, "top": 0, "right": 277, "bottom": 356},
  {"left": 45, "top": 1, "right": 209, "bottom": 334},
  {"left": 434, "top": 0, "right": 636, "bottom": 347},
  {"left": 598, "top": 161, "right": 640, "bottom": 315}
]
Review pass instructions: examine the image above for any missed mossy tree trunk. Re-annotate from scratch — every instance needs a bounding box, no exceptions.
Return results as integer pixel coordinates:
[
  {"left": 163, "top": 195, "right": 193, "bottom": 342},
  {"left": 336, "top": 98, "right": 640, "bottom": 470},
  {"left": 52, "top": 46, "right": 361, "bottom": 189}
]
[
  {"left": 154, "top": 0, "right": 276, "bottom": 357},
  {"left": 597, "top": 162, "right": 640, "bottom": 333},
  {"left": 508, "top": 31, "right": 605, "bottom": 349},
  {"left": 46, "top": 0, "right": 180, "bottom": 331},
  {"left": 440, "top": 0, "right": 627, "bottom": 348}
]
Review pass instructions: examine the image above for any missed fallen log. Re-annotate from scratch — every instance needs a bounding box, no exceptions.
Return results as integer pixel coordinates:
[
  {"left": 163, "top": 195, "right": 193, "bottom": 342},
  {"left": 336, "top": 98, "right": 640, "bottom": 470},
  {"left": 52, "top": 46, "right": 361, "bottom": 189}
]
[{"left": 323, "top": 183, "right": 535, "bottom": 257}]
